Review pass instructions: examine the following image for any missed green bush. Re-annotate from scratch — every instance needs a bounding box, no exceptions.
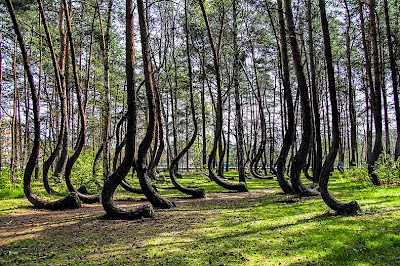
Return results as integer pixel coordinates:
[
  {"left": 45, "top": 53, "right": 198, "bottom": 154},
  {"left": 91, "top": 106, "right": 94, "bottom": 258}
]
[
  {"left": 342, "top": 165, "right": 370, "bottom": 182},
  {"left": 373, "top": 153, "right": 400, "bottom": 184},
  {"left": 0, "top": 169, "right": 12, "bottom": 190},
  {"left": 71, "top": 149, "right": 101, "bottom": 191}
]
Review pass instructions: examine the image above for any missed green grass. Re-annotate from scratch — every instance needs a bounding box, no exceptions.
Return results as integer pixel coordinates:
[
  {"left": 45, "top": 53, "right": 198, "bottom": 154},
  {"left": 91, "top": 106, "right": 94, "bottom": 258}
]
[{"left": 0, "top": 171, "right": 399, "bottom": 265}]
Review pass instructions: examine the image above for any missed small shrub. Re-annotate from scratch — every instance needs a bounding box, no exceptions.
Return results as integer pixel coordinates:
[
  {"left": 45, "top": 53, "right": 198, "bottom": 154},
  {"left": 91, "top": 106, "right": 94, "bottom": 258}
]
[
  {"left": 373, "top": 153, "right": 400, "bottom": 185},
  {"left": 0, "top": 169, "right": 12, "bottom": 190},
  {"left": 72, "top": 149, "right": 101, "bottom": 192},
  {"left": 342, "top": 165, "right": 370, "bottom": 182}
]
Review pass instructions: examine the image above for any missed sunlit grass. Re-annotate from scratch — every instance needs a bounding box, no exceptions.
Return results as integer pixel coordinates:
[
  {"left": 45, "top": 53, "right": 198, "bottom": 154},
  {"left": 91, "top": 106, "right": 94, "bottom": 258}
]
[{"left": 0, "top": 170, "right": 399, "bottom": 265}]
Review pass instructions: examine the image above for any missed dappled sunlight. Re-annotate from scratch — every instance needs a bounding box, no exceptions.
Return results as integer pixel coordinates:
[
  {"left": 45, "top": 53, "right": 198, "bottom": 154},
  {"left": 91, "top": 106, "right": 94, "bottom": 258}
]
[{"left": 0, "top": 177, "right": 399, "bottom": 265}]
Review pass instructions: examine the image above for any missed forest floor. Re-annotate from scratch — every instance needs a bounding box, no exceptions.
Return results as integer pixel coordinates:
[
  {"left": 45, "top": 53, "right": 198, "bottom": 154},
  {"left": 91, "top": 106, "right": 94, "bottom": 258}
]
[{"left": 0, "top": 171, "right": 399, "bottom": 265}]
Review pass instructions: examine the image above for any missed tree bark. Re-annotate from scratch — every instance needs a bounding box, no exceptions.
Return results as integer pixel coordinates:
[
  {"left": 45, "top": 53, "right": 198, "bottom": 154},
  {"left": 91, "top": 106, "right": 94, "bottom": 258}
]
[
  {"left": 169, "top": 0, "right": 205, "bottom": 198},
  {"left": 344, "top": 0, "right": 357, "bottom": 167},
  {"left": 11, "top": 35, "right": 19, "bottom": 179},
  {"left": 199, "top": 0, "right": 247, "bottom": 192},
  {"left": 358, "top": 0, "right": 373, "bottom": 163},
  {"left": 137, "top": 0, "right": 175, "bottom": 208},
  {"left": 318, "top": 0, "right": 359, "bottom": 214},
  {"left": 62, "top": 0, "right": 100, "bottom": 202},
  {"left": 383, "top": 0, "right": 400, "bottom": 160},
  {"left": 276, "top": 0, "right": 295, "bottom": 194},
  {"left": 101, "top": 0, "right": 113, "bottom": 181},
  {"left": 232, "top": 0, "right": 246, "bottom": 183},
  {"left": 367, "top": 0, "right": 382, "bottom": 185},
  {"left": 38, "top": 0, "right": 67, "bottom": 195},
  {"left": 248, "top": 27, "right": 268, "bottom": 180},
  {"left": 283, "top": 0, "right": 318, "bottom": 196},
  {"left": 6, "top": 0, "right": 81, "bottom": 210},
  {"left": 307, "top": 0, "right": 323, "bottom": 179},
  {"left": 53, "top": 0, "right": 69, "bottom": 178},
  {"left": 101, "top": 0, "right": 154, "bottom": 219}
]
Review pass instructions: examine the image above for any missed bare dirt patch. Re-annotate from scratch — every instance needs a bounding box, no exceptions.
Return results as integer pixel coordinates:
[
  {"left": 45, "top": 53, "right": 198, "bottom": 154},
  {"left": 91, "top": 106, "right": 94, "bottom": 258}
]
[{"left": 0, "top": 189, "right": 274, "bottom": 250}]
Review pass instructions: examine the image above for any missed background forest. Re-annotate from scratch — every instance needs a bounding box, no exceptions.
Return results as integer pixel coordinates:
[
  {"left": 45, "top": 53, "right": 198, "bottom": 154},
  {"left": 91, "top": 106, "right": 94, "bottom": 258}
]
[{"left": 0, "top": 0, "right": 400, "bottom": 264}]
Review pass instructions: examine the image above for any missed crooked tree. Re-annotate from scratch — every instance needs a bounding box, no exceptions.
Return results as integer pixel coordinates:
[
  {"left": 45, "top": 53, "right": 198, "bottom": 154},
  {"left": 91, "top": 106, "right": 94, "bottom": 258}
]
[
  {"left": 318, "top": 0, "right": 359, "bottom": 214},
  {"left": 6, "top": 0, "right": 81, "bottom": 210}
]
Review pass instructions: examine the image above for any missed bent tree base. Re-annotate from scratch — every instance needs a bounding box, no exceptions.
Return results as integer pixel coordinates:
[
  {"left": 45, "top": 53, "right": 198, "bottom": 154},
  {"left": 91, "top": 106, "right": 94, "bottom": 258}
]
[
  {"left": 6, "top": 0, "right": 82, "bottom": 211},
  {"left": 102, "top": 166, "right": 154, "bottom": 220},
  {"left": 100, "top": 0, "right": 155, "bottom": 220}
]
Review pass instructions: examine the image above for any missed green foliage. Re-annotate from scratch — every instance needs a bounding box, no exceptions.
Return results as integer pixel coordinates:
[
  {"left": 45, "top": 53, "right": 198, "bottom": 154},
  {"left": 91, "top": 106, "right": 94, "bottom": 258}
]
[
  {"left": 11, "top": 0, "right": 36, "bottom": 10},
  {"left": 342, "top": 165, "right": 370, "bottom": 183},
  {"left": 0, "top": 169, "right": 12, "bottom": 190},
  {"left": 373, "top": 153, "right": 400, "bottom": 185},
  {"left": 71, "top": 149, "right": 100, "bottom": 192}
]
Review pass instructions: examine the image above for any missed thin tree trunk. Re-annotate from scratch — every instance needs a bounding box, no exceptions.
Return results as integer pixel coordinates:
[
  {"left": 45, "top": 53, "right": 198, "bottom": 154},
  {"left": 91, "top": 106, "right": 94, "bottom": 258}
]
[
  {"left": 11, "top": 36, "right": 19, "bottom": 179},
  {"left": 248, "top": 28, "right": 268, "bottom": 180},
  {"left": 275, "top": 0, "right": 294, "bottom": 194},
  {"left": 307, "top": 0, "right": 322, "bottom": 179},
  {"left": 169, "top": 0, "right": 205, "bottom": 198},
  {"left": 384, "top": 0, "right": 400, "bottom": 160},
  {"left": 136, "top": 0, "right": 175, "bottom": 208},
  {"left": 38, "top": 0, "right": 68, "bottom": 194},
  {"left": 199, "top": 0, "right": 247, "bottom": 192},
  {"left": 62, "top": 0, "right": 100, "bottom": 202},
  {"left": 232, "top": 0, "right": 246, "bottom": 182},
  {"left": 378, "top": 18, "right": 391, "bottom": 156},
  {"left": 53, "top": 0, "right": 69, "bottom": 178},
  {"left": 367, "top": 0, "right": 382, "bottom": 185},
  {"left": 101, "top": 0, "right": 154, "bottom": 219},
  {"left": 201, "top": 55, "right": 207, "bottom": 168},
  {"left": 6, "top": 0, "right": 81, "bottom": 210},
  {"left": 358, "top": 1, "right": 373, "bottom": 163},
  {"left": 102, "top": 0, "right": 113, "bottom": 181},
  {"left": 226, "top": 95, "right": 231, "bottom": 172},
  {"left": 344, "top": 0, "right": 357, "bottom": 167},
  {"left": 284, "top": 0, "right": 318, "bottom": 196},
  {"left": 318, "top": 0, "right": 359, "bottom": 214}
]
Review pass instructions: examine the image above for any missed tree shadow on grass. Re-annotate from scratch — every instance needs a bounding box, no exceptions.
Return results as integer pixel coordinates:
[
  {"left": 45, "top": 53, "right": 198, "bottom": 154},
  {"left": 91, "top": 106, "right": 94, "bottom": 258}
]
[{"left": 1, "top": 185, "right": 399, "bottom": 265}]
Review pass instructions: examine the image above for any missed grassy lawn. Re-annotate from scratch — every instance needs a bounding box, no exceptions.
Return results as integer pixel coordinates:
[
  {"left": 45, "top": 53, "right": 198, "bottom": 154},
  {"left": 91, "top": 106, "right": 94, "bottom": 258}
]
[{"left": 0, "top": 171, "right": 399, "bottom": 265}]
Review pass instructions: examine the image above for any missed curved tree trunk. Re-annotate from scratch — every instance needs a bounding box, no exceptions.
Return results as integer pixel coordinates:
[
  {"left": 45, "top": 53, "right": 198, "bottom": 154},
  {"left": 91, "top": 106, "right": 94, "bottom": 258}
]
[
  {"left": 120, "top": 179, "right": 143, "bottom": 194},
  {"left": 37, "top": 0, "right": 66, "bottom": 195},
  {"left": 6, "top": 0, "right": 81, "bottom": 210},
  {"left": 62, "top": 0, "right": 100, "bottom": 203},
  {"left": 199, "top": 0, "right": 247, "bottom": 192},
  {"left": 136, "top": 0, "right": 175, "bottom": 209},
  {"left": 112, "top": 113, "right": 127, "bottom": 170},
  {"left": 53, "top": 0, "right": 69, "bottom": 178},
  {"left": 318, "top": 0, "right": 359, "bottom": 214},
  {"left": 101, "top": 0, "right": 154, "bottom": 219},
  {"left": 275, "top": 0, "right": 295, "bottom": 194},
  {"left": 169, "top": 0, "right": 205, "bottom": 198},
  {"left": 112, "top": 116, "right": 145, "bottom": 195},
  {"left": 284, "top": 0, "right": 318, "bottom": 197},
  {"left": 217, "top": 131, "right": 226, "bottom": 177},
  {"left": 247, "top": 32, "right": 268, "bottom": 180},
  {"left": 148, "top": 88, "right": 165, "bottom": 181},
  {"left": 306, "top": 0, "right": 323, "bottom": 180}
]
